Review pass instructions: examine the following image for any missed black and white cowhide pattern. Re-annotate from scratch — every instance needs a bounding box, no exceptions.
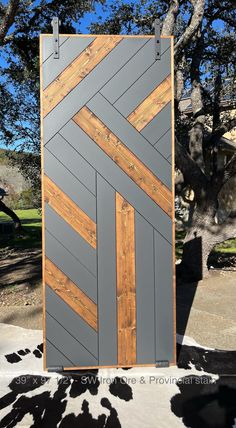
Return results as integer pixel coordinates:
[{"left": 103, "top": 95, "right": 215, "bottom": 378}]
[{"left": 0, "top": 324, "right": 236, "bottom": 428}]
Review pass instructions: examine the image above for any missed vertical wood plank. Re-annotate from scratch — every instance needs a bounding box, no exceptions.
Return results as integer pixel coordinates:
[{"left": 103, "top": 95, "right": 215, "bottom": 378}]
[
  {"left": 171, "top": 36, "right": 176, "bottom": 365},
  {"left": 40, "top": 35, "right": 47, "bottom": 370},
  {"left": 116, "top": 192, "right": 136, "bottom": 365}
]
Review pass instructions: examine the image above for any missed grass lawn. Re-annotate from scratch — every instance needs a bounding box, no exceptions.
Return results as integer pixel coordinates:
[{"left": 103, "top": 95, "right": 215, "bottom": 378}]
[
  {"left": 176, "top": 230, "right": 236, "bottom": 259},
  {"left": 0, "top": 208, "right": 235, "bottom": 257},
  {"left": 0, "top": 208, "right": 42, "bottom": 249}
]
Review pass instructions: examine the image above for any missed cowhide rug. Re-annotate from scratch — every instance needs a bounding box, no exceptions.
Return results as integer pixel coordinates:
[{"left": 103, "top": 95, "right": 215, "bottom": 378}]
[{"left": 0, "top": 323, "right": 236, "bottom": 428}]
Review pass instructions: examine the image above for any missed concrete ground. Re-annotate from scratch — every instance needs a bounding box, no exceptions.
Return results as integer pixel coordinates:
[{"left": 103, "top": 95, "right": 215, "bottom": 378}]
[
  {"left": 0, "top": 304, "right": 43, "bottom": 330},
  {"left": 0, "top": 269, "right": 235, "bottom": 349},
  {"left": 177, "top": 269, "right": 236, "bottom": 350}
]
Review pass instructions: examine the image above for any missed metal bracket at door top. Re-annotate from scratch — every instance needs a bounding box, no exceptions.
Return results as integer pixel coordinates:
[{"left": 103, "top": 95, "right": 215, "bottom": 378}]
[
  {"left": 154, "top": 18, "right": 161, "bottom": 60},
  {"left": 51, "top": 17, "right": 60, "bottom": 59}
]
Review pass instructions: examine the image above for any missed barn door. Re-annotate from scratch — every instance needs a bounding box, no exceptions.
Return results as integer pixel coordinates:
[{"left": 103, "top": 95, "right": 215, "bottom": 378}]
[{"left": 40, "top": 33, "right": 175, "bottom": 370}]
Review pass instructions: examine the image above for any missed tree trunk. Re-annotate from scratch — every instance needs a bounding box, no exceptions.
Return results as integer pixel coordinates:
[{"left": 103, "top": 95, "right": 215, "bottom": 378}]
[
  {"left": 0, "top": 200, "right": 21, "bottom": 231},
  {"left": 180, "top": 195, "right": 218, "bottom": 281}
]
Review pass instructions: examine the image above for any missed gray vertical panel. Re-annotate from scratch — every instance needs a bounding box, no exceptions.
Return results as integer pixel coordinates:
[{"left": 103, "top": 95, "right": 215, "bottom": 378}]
[
  {"left": 46, "top": 286, "right": 98, "bottom": 357},
  {"left": 43, "top": 37, "right": 149, "bottom": 143},
  {"left": 46, "top": 312, "right": 98, "bottom": 366},
  {"left": 97, "top": 175, "right": 117, "bottom": 365},
  {"left": 135, "top": 213, "right": 155, "bottom": 364},
  {"left": 141, "top": 102, "right": 171, "bottom": 146},
  {"left": 154, "top": 230, "right": 174, "bottom": 362},
  {"left": 42, "top": 36, "right": 69, "bottom": 62},
  {"left": 43, "top": 37, "right": 95, "bottom": 89},
  {"left": 114, "top": 47, "right": 171, "bottom": 117}
]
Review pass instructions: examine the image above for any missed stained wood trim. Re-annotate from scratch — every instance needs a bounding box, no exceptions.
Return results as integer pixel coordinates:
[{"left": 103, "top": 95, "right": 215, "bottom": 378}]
[
  {"left": 127, "top": 75, "right": 171, "bottom": 131},
  {"left": 40, "top": 34, "right": 47, "bottom": 371},
  {"left": 42, "top": 34, "right": 173, "bottom": 39},
  {"left": 45, "top": 258, "right": 98, "bottom": 331},
  {"left": 74, "top": 107, "right": 172, "bottom": 216},
  {"left": 171, "top": 37, "right": 177, "bottom": 365},
  {"left": 42, "top": 36, "right": 122, "bottom": 117},
  {"left": 44, "top": 175, "right": 96, "bottom": 248},
  {"left": 60, "top": 361, "right": 176, "bottom": 370},
  {"left": 42, "top": 34, "right": 156, "bottom": 39},
  {"left": 116, "top": 193, "right": 136, "bottom": 365}
]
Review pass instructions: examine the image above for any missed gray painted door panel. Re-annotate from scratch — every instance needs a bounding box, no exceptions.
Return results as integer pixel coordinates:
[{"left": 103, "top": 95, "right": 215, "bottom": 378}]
[{"left": 42, "top": 35, "right": 175, "bottom": 369}]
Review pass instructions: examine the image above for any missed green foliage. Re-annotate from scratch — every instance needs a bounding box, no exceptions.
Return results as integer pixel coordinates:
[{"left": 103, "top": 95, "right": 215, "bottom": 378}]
[
  {"left": 176, "top": 230, "right": 236, "bottom": 259},
  {"left": 5, "top": 188, "right": 41, "bottom": 210},
  {"left": 0, "top": 208, "right": 42, "bottom": 249},
  {"left": 0, "top": 149, "right": 9, "bottom": 165}
]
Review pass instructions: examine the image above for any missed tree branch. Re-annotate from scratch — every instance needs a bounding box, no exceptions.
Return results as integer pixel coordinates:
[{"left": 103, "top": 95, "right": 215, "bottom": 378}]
[
  {"left": 0, "top": 0, "right": 20, "bottom": 46},
  {"left": 211, "top": 215, "right": 236, "bottom": 245},
  {"left": 174, "top": 0, "right": 205, "bottom": 60},
  {"left": 210, "top": 117, "right": 236, "bottom": 143},
  {"left": 221, "top": 152, "right": 236, "bottom": 187},
  {"left": 189, "top": 29, "right": 206, "bottom": 170},
  {"left": 175, "top": 137, "right": 208, "bottom": 197},
  {"left": 161, "top": 0, "right": 179, "bottom": 36},
  {"left": 175, "top": 53, "right": 187, "bottom": 103}
]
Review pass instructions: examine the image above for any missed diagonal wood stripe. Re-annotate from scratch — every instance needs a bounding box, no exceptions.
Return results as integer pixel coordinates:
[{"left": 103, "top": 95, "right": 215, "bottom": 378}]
[
  {"left": 73, "top": 107, "right": 172, "bottom": 216},
  {"left": 43, "top": 36, "right": 122, "bottom": 117},
  {"left": 45, "top": 258, "right": 97, "bottom": 331},
  {"left": 44, "top": 175, "right": 96, "bottom": 248},
  {"left": 116, "top": 193, "right": 136, "bottom": 365},
  {"left": 127, "top": 75, "right": 171, "bottom": 131}
]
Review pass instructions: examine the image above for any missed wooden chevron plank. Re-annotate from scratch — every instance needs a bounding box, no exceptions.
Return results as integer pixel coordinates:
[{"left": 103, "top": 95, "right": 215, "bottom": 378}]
[
  {"left": 74, "top": 107, "right": 172, "bottom": 216},
  {"left": 116, "top": 193, "right": 136, "bottom": 365},
  {"left": 45, "top": 258, "right": 98, "bottom": 331},
  {"left": 127, "top": 75, "right": 171, "bottom": 131},
  {"left": 44, "top": 175, "right": 96, "bottom": 248},
  {"left": 43, "top": 36, "right": 122, "bottom": 117}
]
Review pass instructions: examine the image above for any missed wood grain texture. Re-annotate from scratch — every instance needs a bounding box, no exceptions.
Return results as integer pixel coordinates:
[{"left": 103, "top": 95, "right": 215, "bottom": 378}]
[
  {"left": 42, "top": 34, "right": 155, "bottom": 38},
  {"left": 43, "top": 36, "right": 122, "bottom": 117},
  {"left": 116, "top": 193, "right": 136, "bottom": 365},
  {"left": 40, "top": 35, "right": 47, "bottom": 371},
  {"left": 62, "top": 362, "right": 176, "bottom": 370},
  {"left": 44, "top": 175, "right": 96, "bottom": 248},
  {"left": 74, "top": 107, "right": 172, "bottom": 216},
  {"left": 127, "top": 75, "right": 171, "bottom": 131},
  {"left": 45, "top": 258, "right": 97, "bottom": 331},
  {"left": 171, "top": 37, "right": 177, "bottom": 365}
]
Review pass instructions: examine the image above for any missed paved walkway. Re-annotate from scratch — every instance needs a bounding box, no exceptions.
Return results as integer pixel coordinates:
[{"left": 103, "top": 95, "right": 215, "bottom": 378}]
[
  {"left": 1, "top": 269, "right": 235, "bottom": 349},
  {"left": 0, "top": 305, "right": 42, "bottom": 330},
  {"left": 177, "top": 270, "right": 236, "bottom": 350}
]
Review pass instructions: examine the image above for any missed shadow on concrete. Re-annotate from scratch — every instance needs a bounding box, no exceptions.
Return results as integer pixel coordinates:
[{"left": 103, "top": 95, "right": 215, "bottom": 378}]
[
  {"left": 1, "top": 305, "right": 42, "bottom": 325},
  {"left": 176, "top": 281, "right": 199, "bottom": 362}
]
